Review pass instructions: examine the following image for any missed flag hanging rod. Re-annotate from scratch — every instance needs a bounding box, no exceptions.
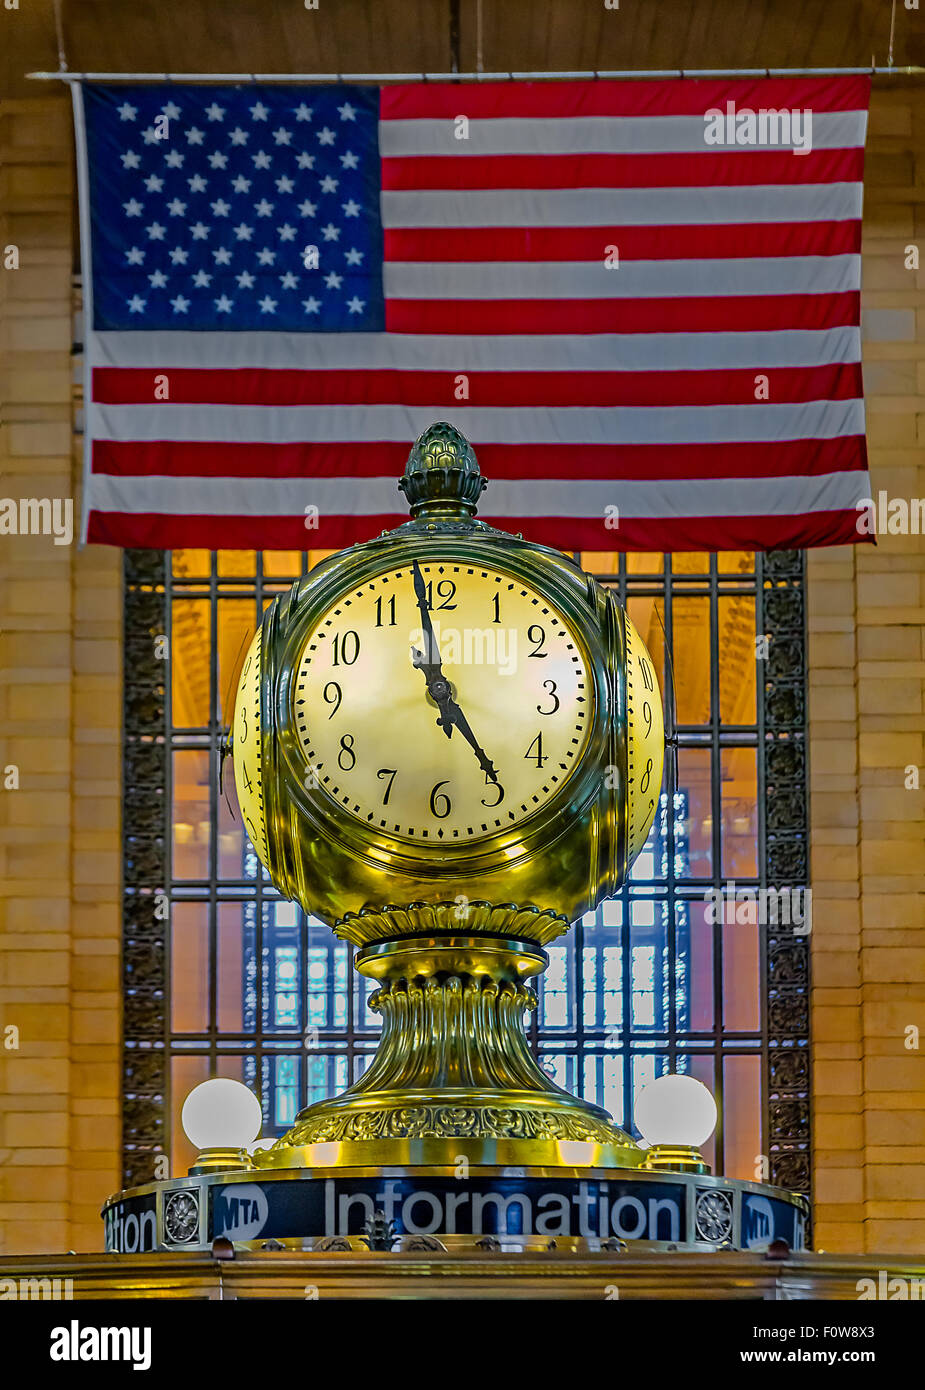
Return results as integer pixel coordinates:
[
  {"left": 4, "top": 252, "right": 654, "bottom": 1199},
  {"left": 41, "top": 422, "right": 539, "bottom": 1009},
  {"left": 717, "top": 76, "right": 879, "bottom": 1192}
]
[{"left": 26, "top": 65, "right": 925, "bottom": 83}]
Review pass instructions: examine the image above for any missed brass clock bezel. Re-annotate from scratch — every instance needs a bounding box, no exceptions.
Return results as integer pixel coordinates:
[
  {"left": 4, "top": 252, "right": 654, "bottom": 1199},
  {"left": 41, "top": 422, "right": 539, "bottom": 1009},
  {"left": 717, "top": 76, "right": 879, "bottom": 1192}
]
[{"left": 260, "top": 533, "right": 620, "bottom": 885}]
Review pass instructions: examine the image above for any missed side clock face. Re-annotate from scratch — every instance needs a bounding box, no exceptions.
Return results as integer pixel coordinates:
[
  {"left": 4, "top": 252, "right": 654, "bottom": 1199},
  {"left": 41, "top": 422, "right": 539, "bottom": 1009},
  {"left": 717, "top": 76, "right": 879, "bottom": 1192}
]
[{"left": 292, "top": 562, "right": 594, "bottom": 844}]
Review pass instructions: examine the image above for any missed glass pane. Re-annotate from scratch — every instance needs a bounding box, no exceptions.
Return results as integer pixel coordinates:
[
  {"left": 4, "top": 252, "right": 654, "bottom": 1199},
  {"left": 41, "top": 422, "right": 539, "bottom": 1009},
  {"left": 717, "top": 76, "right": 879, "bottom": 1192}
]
[
  {"left": 723, "top": 916, "right": 761, "bottom": 1032},
  {"left": 172, "top": 548, "right": 211, "bottom": 578},
  {"left": 540, "top": 1052, "right": 579, "bottom": 1097},
  {"left": 172, "top": 749, "right": 211, "bottom": 879},
  {"left": 671, "top": 553, "right": 709, "bottom": 575},
  {"left": 723, "top": 1054, "right": 762, "bottom": 1183},
  {"left": 717, "top": 551, "right": 754, "bottom": 575},
  {"left": 718, "top": 594, "right": 756, "bottom": 725},
  {"left": 262, "top": 550, "right": 303, "bottom": 578},
  {"left": 685, "top": 902, "right": 715, "bottom": 1031},
  {"left": 722, "top": 746, "right": 759, "bottom": 879},
  {"left": 172, "top": 598, "right": 211, "bottom": 728},
  {"left": 672, "top": 596, "right": 711, "bottom": 725},
  {"left": 684, "top": 1053, "right": 718, "bottom": 1173},
  {"left": 677, "top": 747, "right": 713, "bottom": 879},
  {"left": 217, "top": 598, "right": 257, "bottom": 728},
  {"left": 171, "top": 902, "right": 209, "bottom": 1032},
  {"left": 538, "top": 943, "right": 572, "bottom": 1028},
  {"left": 305, "top": 1053, "right": 348, "bottom": 1109},
  {"left": 218, "top": 903, "right": 247, "bottom": 1033},
  {"left": 626, "top": 552, "right": 664, "bottom": 577},
  {"left": 629, "top": 902, "right": 666, "bottom": 1032},
  {"left": 171, "top": 1054, "right": 209, "bottom": 1178},
  {"left": 217, "top": 550, "right": 256, "bottom": 578},
  {"left": 582, "top": 551, "right": 620, "bottom": 575},
  {"left": 218, "top": 766, "right": 249, "bottom": 879}
]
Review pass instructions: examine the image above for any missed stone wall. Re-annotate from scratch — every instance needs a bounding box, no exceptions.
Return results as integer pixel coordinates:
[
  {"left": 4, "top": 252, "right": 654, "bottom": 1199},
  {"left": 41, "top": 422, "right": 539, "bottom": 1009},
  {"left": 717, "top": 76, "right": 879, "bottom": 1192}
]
[
  {"left": 808, "top": 82, "right": 925, "bottom": 1255},
  {"left": 0, "top": 95, "right": 122, "bottom": 1255}
]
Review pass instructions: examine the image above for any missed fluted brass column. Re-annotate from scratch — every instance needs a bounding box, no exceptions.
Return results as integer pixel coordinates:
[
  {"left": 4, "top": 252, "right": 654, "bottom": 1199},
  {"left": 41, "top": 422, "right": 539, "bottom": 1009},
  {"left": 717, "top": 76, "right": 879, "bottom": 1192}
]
[{"left": 258, "top": 935, "right": 641, "bottom": 1171}]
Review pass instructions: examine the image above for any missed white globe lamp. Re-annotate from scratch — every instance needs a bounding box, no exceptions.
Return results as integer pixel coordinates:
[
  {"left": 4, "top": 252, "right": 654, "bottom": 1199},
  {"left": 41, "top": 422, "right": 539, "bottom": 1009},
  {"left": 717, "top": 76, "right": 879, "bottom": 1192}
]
[
  {"left": 635, "top": 1073, "right": 718, "bottom": 1173},
  {"left": 181, "top": 1078, "right": 263, "bottom": 1175}
]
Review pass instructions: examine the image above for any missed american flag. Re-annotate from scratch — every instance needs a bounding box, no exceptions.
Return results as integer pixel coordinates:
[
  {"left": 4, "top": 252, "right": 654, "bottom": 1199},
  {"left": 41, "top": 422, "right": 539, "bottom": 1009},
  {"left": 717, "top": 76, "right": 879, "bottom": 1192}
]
[{"left": 77, "top": 77, "right": 872, "bottom": 551}]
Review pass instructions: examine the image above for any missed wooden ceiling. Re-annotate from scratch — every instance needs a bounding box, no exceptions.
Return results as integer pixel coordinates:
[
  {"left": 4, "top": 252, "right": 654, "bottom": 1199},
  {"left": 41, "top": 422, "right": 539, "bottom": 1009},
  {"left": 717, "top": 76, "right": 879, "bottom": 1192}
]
[{"left": 3, "top": 0, "right": 922, "bottom": 99}]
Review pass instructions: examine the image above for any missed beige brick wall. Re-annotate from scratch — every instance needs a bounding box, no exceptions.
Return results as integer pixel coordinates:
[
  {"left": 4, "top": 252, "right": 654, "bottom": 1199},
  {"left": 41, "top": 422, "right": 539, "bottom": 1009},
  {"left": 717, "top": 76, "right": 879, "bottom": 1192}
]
[
  {"left": 0, "top": 95, "right": 122, "bottom": 1255},
  {"left": 809, "top": 83, "right": 925, "bottom": 1255}
]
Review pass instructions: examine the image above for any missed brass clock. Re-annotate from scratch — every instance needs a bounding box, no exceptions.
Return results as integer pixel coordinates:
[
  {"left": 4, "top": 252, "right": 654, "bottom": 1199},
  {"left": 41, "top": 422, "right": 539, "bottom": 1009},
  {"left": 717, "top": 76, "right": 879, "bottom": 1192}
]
[
  {"left": 233, "top": 422, "right": 664, "bottom": 1169},
  {"left": 233, "top": 426, "right": 663, "bottom": 944}
]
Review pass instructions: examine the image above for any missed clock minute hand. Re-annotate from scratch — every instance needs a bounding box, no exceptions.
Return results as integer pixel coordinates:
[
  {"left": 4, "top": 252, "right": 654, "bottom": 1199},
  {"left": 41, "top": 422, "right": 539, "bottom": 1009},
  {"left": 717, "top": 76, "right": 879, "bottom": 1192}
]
[
  {"left": 409, "top": 560, "right": 455, "bottom": 740},
  {"left": 443, "top": 697, "right": 499, "bottom": 784}
]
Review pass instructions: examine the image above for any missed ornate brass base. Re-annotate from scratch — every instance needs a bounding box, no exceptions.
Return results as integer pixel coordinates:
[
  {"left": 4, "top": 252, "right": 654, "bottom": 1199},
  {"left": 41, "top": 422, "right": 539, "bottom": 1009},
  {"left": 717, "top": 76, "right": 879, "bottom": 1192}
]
[{"left": 260, "top": 934, "right": 641, "bottom": 1171}]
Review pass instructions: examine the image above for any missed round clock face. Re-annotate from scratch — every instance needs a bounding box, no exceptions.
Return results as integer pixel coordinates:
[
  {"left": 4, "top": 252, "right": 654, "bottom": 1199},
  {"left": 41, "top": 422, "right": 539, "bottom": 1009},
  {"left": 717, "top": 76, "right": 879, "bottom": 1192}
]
[{"left": 292, "top": 561, "right": 593, "bottom": 844}]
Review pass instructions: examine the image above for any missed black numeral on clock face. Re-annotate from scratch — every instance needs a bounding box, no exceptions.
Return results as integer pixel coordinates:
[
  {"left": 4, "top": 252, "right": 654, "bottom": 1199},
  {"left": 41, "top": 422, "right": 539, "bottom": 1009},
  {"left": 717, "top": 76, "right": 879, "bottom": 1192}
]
[
  {"left": 429, "top": 780, "right": 452, "bottom": 818},
  {"left": 323, "top": 681, "right": 342, "bottom": 718},
  {"left": 639, "top": 656, "right": 654, "bottom": 691},
  {"left": 527, "top": 624, "right": 547, "bottom": 658},
  {"left": 374, "top": 595, "right": 396, "bottom": 627},
  {"left": 377, "top": 768, "right": 397, "bottom": 804},
  {"left": 537, "top": 679, "right": 559, "bottom": 715},
  {"left": 331, "top": 630, "right": 360, "bottom": 666},
  {"left": 337, "top": 733, "right": 356, "bottom": 770},
  {"left": 480, "top": 775, "right": 504, "bottom": 807},
  {"left": 524, "top": 732, "right": 548, "bottom": 768},
  {"left": 424, "top": 580, "right": 457, "bottom": 610}
]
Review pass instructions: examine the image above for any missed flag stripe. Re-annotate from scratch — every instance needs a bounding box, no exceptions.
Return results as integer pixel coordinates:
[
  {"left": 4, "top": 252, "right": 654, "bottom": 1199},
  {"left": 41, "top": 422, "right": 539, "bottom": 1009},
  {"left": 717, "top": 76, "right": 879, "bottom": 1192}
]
[
  {"left": 381, "top": 183, "right": 864, "bottom": 226},
  {"left": 88, "top": 326, "right": 863, "bottom": 371},
  {"left": 379, "top": 77, "right": 871, "bottom": 119},
  {"left": 384, "top": 255, "right": 860, "bottom": 298},
  {"left": 92, "top": 364, "right": 863, "bottom": 408},
  {"left": 90, "top": 437, "right": 867, "bottom": 482},
  {"left": 384, "top": 220, "right": 862, "bottom": 262},
  {"left": 382, "top": 150, "right": 865, "bottom": 193},
  {"left": 385, "top": 292, "right": 860, "bottom": 335},
  {"left": 85, "top": 470, "right": 870, "bottom": 518},
  {"left": 88, "top": 399, "right": 865, "bottom": 446},
  {"left": 87, "top": 509, "right": 868, "bottom": 552}
]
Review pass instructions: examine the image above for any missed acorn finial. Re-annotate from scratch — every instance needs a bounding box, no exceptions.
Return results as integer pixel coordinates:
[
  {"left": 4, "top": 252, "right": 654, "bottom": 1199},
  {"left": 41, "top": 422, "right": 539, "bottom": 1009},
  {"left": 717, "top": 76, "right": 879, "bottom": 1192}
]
[{"left": 398, "top": 421, "right": 487, "bottom": 516}]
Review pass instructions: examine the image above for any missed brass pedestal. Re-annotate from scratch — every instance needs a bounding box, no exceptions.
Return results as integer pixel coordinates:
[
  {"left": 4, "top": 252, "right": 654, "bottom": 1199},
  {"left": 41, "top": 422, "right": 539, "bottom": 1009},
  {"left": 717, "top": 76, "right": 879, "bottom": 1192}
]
[{"left": 258, "top": 934, "right": 641, "bottom": 1171}]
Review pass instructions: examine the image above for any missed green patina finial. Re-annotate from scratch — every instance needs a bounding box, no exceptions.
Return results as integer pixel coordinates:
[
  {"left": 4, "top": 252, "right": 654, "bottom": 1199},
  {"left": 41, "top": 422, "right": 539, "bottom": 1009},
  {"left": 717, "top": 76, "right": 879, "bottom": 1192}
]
[{"left": 398, "top": 421, "right": 487, "bottom": 516}]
